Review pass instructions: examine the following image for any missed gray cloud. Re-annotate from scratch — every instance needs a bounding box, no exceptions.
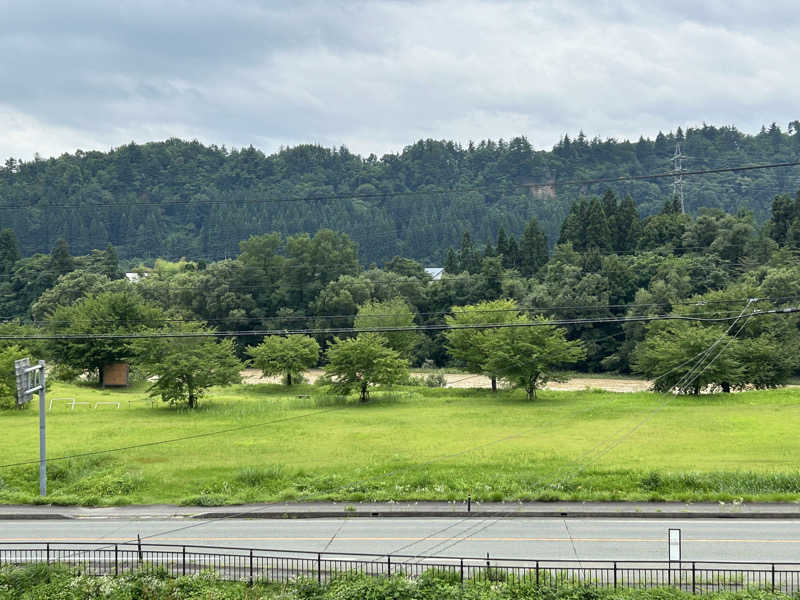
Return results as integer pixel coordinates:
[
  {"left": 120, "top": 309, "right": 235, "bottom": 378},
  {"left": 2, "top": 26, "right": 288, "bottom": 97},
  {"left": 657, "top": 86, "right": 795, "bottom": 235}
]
[{"left": 1, "top": 0, "right": 799, "bottom": 160}]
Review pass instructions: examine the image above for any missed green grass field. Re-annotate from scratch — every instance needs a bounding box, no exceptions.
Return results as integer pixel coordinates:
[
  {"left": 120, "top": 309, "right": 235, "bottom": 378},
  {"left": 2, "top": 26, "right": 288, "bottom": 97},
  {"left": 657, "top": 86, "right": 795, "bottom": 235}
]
[{"left": 2, "top": 381, "right": 800, "bottom": 506}]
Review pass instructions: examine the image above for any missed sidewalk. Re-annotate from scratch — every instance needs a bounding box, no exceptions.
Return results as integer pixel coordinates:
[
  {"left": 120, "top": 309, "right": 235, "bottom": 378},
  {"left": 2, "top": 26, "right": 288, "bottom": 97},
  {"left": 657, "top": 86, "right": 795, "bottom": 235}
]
[{"left": 2, "top": 501, "right": 800, "bottom": 520}]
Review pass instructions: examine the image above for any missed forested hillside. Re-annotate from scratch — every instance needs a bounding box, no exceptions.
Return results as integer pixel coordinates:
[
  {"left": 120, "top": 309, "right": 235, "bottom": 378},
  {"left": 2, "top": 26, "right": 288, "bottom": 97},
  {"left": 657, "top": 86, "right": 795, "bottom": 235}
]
[{"left": 1, "top": 123, "right": 799, "bottom": 264}]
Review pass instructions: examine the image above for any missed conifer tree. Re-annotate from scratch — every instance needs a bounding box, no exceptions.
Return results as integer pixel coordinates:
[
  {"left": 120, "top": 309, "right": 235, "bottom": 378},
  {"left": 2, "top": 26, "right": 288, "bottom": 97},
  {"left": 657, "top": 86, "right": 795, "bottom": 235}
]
[
  {"left": 49, "top": 239, "right": 74, "bottom": 276},
  {"left": 518, "top": 217, "right": 549, "bottom": 277},
  {"left": 0, "top": 229, "right": 20, "bottom": 276}
]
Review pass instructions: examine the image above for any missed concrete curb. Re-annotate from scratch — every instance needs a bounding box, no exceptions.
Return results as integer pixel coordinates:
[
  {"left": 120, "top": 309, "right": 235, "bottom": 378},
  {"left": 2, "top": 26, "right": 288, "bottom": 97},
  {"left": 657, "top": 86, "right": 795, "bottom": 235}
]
[
  {"left": 3, "top": 508, "right": 800, "bottom": 520},
  {"left": 192, "top": 510, "right": 800, "bottom": 520}
]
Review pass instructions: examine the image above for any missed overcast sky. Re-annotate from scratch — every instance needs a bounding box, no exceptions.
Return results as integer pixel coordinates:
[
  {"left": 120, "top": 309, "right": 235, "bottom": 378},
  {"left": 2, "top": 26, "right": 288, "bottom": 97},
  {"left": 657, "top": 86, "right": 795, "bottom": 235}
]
[{"left": 2, "top": 0, "right": 799, "bottom": 161}]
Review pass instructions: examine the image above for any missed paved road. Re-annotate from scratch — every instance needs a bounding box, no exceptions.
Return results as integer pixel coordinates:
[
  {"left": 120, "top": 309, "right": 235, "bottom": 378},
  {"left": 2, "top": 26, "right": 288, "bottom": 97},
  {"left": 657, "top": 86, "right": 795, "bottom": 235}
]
[{"left": 5, "top": 518, "right": 800, "bottom": 562}]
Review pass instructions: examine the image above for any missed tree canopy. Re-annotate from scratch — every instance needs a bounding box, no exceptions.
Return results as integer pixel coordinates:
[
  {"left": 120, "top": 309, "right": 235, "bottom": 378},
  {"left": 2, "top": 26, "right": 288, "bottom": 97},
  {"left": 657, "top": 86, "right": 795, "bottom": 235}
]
[
  {"left": 135, "top": 331, "right": 242, "bottom": 408},
  {"left": 247, "top": 335, "right": 320, "bottom": 385},
  {"left": 322, "top": 333, "right": 408, "bottom": 402},
  {"left": 483, "top": 316, "right": 586, "bottom": 400},
  {"left": 48, "top": 291, "right": 164, "bottom": 385}
]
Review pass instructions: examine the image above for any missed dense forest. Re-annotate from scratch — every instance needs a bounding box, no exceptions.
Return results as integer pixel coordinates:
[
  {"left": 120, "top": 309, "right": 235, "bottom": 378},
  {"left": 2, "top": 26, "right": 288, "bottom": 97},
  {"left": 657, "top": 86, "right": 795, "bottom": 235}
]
[
  {"left": 2, "top": 180, "right": 800, "bottom": 386},
  {"left": 1, "top": 122, "right": 800, "bottom": 265}
]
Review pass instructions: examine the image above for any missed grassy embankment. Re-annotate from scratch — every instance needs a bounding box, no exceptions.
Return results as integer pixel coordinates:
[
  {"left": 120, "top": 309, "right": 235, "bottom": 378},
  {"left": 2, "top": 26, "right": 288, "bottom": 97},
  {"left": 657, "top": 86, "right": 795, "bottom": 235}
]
[{"left": 1, "top": 380, "right": 800, "bottom": 506}]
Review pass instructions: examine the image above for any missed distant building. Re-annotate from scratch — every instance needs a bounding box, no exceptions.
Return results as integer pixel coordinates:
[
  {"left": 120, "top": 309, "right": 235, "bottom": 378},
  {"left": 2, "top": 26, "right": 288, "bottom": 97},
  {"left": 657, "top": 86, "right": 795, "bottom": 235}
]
[
  {"left": 125, "top": 272, "right": 149, "bottom": 282},
  {"left": 424, "top": 267, "right": 444, "bottom": 281}
]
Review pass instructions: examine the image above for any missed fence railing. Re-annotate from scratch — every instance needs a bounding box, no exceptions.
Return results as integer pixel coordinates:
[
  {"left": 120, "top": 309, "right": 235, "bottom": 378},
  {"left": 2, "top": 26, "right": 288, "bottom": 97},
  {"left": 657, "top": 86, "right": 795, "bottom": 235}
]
[{"left": 1, "top": 542, "right": 799, "bottom": 593}]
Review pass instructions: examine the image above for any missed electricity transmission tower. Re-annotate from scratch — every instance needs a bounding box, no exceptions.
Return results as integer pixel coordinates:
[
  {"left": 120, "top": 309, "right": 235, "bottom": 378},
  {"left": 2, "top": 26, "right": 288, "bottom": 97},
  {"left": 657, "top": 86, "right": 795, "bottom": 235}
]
[{"left": 671, "top": 142, "right": 687, "bottom": 214}]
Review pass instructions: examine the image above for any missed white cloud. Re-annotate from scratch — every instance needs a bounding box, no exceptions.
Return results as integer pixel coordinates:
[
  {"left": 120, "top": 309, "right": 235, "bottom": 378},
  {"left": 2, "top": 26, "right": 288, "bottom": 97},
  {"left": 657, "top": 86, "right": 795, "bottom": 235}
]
[{"left": 1, "top": 0, "right": 799, "bottom": 160}]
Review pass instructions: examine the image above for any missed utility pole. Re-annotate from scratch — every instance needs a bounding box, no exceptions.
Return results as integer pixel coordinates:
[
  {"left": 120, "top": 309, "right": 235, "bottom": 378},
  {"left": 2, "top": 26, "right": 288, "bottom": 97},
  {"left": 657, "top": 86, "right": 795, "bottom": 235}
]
[
  {"left": 15, "top": 358, "right": 47, "bottom": 496},
  {"left": 671, "top": 142, "right": 687, "bottom": 214}
]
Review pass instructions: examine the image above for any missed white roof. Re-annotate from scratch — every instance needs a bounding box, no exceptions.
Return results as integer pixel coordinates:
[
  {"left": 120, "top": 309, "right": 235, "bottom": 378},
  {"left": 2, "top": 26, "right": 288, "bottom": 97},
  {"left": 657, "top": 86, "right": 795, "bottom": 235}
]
[{"left": 424, "top": 267, "right": 444, "bottom": 280}]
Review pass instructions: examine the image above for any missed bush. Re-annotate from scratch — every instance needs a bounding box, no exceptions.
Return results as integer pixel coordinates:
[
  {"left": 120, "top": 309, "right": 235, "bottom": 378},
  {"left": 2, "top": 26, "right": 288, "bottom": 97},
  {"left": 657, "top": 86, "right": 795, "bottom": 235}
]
[
  {"left": 423, "top": 372, "right": 447, "bottom": 388},
  {"left": 405, "top": 371, "right": 447, "bottom": 388},
  {"left": 49, "top": 362, "right": 83, "bottom": 383},
  {"left": 0, "top": 345, "right": 28, "bottom": 409}
]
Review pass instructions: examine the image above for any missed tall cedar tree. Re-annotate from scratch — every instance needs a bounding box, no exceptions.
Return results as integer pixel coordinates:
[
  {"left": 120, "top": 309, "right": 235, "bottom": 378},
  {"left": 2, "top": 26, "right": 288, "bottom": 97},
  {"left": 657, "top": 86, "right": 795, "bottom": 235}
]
[{"left": 518, "top": 217, "right": 549, "bottom": 276}]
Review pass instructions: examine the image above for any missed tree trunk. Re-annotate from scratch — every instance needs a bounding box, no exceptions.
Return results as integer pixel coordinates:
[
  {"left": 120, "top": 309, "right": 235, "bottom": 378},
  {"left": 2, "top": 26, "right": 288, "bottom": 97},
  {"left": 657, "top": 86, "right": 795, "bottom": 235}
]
[
  {"left": 99, "top": 366, "right": 104, "bottom": 388},
  {"left": 491, "top": 376, "right": 497, "bottom": 393},
  {"left": 287, "top": 372, "right": 292, "bottom": 386},
  {"left": 360, "top": 381, "right": 369, "bottom": 403},
  {"left": 188, "top": 382, "right": 196, "bottom": 408}
]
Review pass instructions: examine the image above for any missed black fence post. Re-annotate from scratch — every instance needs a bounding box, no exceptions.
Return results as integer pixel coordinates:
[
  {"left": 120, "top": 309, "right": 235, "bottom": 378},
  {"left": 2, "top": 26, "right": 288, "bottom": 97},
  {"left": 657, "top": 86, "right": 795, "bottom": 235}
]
[
  {"left": 46, "top": 543, "right": 50, "bottom": 565},
  {"left": 114, "top": 545, "right": 118, "bottom": 577},
  {"left": 536, "top": 561, "right": 540, "bottom": 587},
  {"left": 182, "top": 546, "right": 186, "bottom": 577},
  {"left": 613, "top": 561, "right": 617, "bottom": 589},
  {"left": 772, "top": 563, "right": 775, "bottom": 593},
  {"left": 692, "top": 562, "right": 696, "bottom": 594},
  {"left": 249, "top": 549, "right": 254, "bottom": 586},
  {"left": 387, "top": 555, "right": 391, "bottom": 576},
  {"left": 460, "top": 558, "right": 464, "bottom": 584},
  {"left": 137, "top": 534, "right": 143, "bottom": 563},
  {"left": 317, "top": 553, "right": 322, "bottom": 584}
]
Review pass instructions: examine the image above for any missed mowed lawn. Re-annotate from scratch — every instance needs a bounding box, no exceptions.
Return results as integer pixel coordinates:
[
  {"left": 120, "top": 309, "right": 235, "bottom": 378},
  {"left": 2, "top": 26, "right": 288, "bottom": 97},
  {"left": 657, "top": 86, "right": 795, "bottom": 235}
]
[{"left": 2, "top": 381, "right": 800, "bottom": 505}]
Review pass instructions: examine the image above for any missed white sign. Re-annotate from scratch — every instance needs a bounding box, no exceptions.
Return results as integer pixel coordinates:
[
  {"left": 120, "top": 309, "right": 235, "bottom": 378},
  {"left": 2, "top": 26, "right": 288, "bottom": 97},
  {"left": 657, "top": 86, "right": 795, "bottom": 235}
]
[{"left": 668, "top": 528, "right": 681, "bottom": 561}]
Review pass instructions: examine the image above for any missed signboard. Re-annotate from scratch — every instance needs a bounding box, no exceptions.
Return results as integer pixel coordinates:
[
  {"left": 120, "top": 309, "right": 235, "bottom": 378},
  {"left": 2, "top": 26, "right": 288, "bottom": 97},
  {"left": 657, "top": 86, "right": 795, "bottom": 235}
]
[
  {"left": 14, "top": 358, "right": 47, "bottom": 496},
  {"left": 14, "top": 358, "right": 32, "bottom": 405},
  {"left": 668, "top": 528, "right": 681, "bottom": 561}
]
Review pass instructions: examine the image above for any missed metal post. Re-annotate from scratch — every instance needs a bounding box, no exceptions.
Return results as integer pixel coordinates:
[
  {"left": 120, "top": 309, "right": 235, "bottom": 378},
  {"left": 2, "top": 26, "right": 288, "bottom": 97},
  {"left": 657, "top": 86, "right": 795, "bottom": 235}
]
[
  {"left": 460, "top": 558, "right": 464, "bottom": 583},
  {"left": 46, "top": 543, "right": 50, "bottom": 565},
  {"left": 137, "top": 534, "right": 143, "bottom": 563},
  {"left": 467, "top": 495, "right": 471, "bottom": 512},
  {"left": 387, "top": 555, "right": 391, "bottom": 575},
  {"left": 38, "top": 362, "right": 46, "bottom": 497},
  {"left": 692, "top": 562, "right": 696, "bottom": 594},
  {"left": 613, "top": 561, "right": 617, "bottom": 588},
  {"left": 772, "top": 563, "right": 775, "bottom": 593},
  {"left": 249, "top": 549, "right": 253, "bottom": 586},
  {"left": 114, "top": 545, "right": 118, "bottom": 576},
  {"left": 317, "top": 553, "right": 322, "bottom": 583},
  {"left": 536, "top": 561, "right": 540, "bottom": 586},
  {"left": 182, "top": 546, "right": 186, "bottom": 576}
]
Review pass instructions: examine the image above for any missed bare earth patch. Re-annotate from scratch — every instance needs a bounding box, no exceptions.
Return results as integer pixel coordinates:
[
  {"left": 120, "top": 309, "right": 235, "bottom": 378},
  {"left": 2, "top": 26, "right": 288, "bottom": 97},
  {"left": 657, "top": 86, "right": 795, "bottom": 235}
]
[{"left": 240, "top": 368, "right": 651, "bottom": 393}]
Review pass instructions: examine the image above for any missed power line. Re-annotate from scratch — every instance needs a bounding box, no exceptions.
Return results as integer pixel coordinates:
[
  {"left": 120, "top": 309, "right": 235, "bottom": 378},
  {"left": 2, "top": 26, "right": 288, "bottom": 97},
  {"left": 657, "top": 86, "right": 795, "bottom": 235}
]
[
  {"left": 46, "top": 302, "right": 794, "bottom": 556},
  {"left": 0, "top": 160, "right": 797, "bottom": 212},
  {"left": 0, "top": 310, "right": 788, "bottom": 340},
  {"left": 519, "top": 159, "right": 800, "bottom": 189},
  {"left": 11, "top": 296, "right": 796, "bottom": 328},
  {"left": 0, "top": 407, "right": 342, "bottom": 470}
]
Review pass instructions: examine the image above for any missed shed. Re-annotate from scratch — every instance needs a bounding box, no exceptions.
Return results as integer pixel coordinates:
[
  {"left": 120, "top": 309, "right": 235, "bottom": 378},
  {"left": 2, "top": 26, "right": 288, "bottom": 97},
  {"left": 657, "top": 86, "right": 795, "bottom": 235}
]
[{"left": 102, "top": 362, "right": 130, "bottom": 387}]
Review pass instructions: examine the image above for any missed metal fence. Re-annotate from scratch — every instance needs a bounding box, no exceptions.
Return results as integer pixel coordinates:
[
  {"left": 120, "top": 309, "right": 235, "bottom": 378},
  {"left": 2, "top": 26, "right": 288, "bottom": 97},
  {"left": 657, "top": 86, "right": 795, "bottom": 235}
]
[{"left": 2, "top": 542, "right": 799, "bottom": 593}]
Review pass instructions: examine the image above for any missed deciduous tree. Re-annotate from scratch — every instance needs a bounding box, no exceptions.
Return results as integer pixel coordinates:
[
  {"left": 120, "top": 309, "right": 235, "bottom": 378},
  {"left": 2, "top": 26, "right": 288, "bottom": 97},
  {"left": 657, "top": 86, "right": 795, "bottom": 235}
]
[
  {"left": 247, "top": 335, "right": 320, "bottom": 385},
  {"left": 322, "top": 333, "right": 408, "bottom": 402},
  {"left": 483, "top": 317, "right": 585, "bottom": 400},
  {"left": 135, "top": 329, "right": 242, "bottom": 408}
]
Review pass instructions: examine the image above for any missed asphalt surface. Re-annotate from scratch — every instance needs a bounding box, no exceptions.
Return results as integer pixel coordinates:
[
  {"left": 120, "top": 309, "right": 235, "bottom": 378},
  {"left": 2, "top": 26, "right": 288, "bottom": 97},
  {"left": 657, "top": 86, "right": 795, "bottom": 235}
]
[
  {"left": 3, "top": 501, "right": 800, "bottom": 520},
  {"left": 5, "top": 516, "right": 800, "bottom": 562}
]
